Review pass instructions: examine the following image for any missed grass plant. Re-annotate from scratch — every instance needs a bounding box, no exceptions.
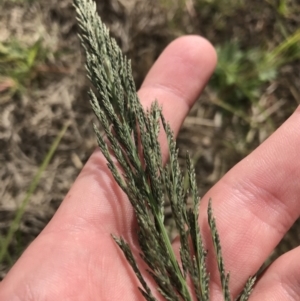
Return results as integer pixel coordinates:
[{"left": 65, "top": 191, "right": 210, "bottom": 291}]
[{"left": 74, "top": 0, "right": 256, "bottom": 299}]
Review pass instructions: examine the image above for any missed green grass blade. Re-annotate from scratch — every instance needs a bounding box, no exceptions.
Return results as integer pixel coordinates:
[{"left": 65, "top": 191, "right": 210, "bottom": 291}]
[{"left": 0, "top": 122, "right": 70, "bottom": 263}]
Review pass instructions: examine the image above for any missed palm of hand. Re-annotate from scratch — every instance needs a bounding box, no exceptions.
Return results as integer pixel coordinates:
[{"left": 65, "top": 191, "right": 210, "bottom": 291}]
[{"left": 0, "top": 37, "right": 300, "bottom": 301}]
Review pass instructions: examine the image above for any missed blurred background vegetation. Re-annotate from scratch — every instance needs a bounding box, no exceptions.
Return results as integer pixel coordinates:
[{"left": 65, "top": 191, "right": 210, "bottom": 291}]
[{"left": 0, "top": 0, "right": 299, "bottom": 279}]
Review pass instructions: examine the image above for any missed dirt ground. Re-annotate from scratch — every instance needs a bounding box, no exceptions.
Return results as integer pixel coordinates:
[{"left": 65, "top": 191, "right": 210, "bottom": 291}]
[{"left": 0, "top": 0, "right": 299, "bottom": 279}]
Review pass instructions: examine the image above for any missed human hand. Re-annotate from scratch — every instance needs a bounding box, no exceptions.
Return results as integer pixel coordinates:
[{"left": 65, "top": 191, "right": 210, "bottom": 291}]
[{"left": 0, "top": 36, "right": 299, "bottom": 301}]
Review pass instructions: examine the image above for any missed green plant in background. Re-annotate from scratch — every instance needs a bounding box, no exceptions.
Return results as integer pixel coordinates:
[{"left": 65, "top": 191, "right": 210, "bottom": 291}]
[
  {"left": 265, "top": 0, "right": 291, "bottom": 17},
  {"left": 210, "top": 30, "right": 300, "bottom": 121},
  {"left": 0, "top": 122, "right": 69, "bottom": 266},
  {"left": 0, "top": 39, "right": 45, "bottom": 99},
  {"left": 74, "top": 0, "right": 256, "bottom": 300}
]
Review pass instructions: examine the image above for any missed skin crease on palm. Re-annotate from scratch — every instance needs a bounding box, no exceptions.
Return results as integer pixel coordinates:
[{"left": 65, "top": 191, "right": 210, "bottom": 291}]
[{"left": 0, "top": 35, "right": 300, "bottom": 301}]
